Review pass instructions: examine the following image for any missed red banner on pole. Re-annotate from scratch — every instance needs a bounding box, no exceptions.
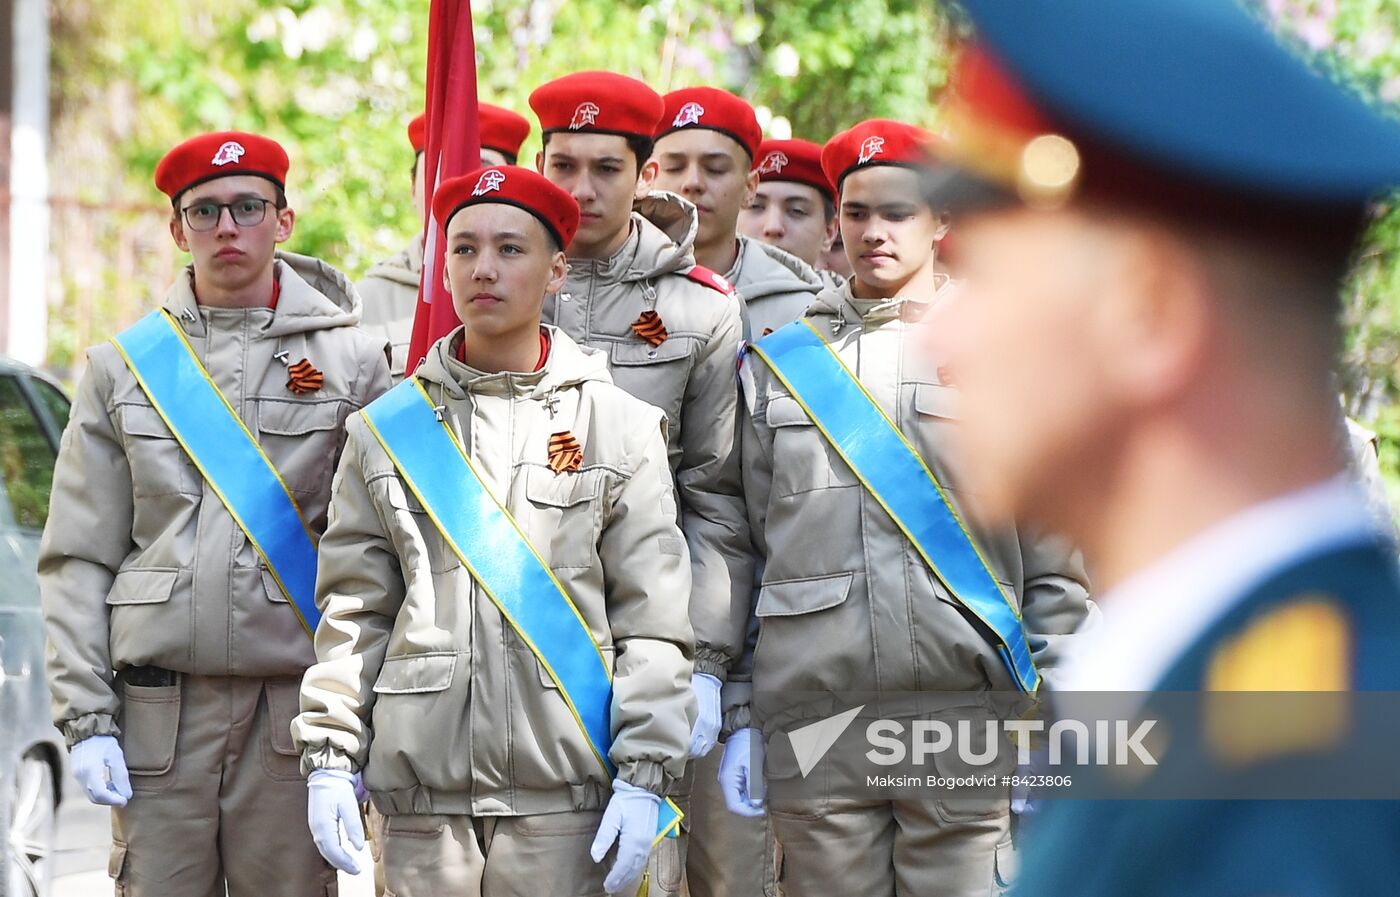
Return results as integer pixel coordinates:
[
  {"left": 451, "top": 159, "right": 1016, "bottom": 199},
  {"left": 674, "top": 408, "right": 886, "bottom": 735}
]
[{"left": 406, "top": 0, "right": 480, "bottom": 374}]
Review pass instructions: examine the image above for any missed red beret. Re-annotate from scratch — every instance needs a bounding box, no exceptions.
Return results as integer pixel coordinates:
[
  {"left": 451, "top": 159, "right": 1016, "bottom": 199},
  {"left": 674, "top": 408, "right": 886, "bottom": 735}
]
[
  {"left": 529, "top": 71, "right": 664, "bottom": 140},
  {"left": 408, "top": 114, "right": 427, "bottom": 153},
  {"left": 753, "top": 138, "right": 834, "bottom": 202},
  {"left": 432, "top": 166, "right": 580, "bottom": 250},
  {"left": 409, "top": 104, "right": 532, "bottom": 161},
  {"left": 821, "top": 120, "right": 937, "bottom": 192},
  {"left": 155, "top": 131, "right": 289, "bottom": 200},
  {"left": 656, "top": 87, "right": 762, "bottom": 160}
]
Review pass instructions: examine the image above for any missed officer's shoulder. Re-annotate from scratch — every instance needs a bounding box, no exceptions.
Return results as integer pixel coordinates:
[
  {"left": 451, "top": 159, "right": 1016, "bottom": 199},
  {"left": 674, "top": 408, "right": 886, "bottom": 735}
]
[
  {"left": 583, "top": 379, "right": 668, "bottom": 452},
  {"left": 669, "top": 264, "right": 736, "bottom": 298}
]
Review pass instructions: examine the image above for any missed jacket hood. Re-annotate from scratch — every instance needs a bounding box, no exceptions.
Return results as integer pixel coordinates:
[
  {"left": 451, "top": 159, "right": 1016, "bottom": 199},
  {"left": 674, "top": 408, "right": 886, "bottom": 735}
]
[
  {"left": 805, "top": 272, "right": 956, "bottom": 326},
  {"left": 161, "top": 250, "right": 362, "bottom": 336},
  {"left": 731, "top": 237, "right": 824, "bottom": 303},
  {"left": 414, "top": 324, "right": 613, "bottom": 401},
  {"left": 363, "top": 239, "right": 424, "bottom": 289}
]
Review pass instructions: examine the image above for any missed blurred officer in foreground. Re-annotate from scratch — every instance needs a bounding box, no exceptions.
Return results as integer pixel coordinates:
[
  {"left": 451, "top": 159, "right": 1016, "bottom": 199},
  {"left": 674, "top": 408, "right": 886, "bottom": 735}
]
[
  {"left": 925, "top": 0, "right": 1400, "bottom": 893},
  {"left": 293, "top": 167, "right": 694, "bottom": 897},
  {"left": 38, "top": 131, "right": 391, "bottom": 896},
  {"left": 650, "top": 86, "right": 823, "bottom": 897},
  {"left": 721, "top": 119, "right": 1092, "bottom": 897},
  {"left": 739, "top": 137, "right": 844, "bottom": 291},
  {"left": 530, "top": 70, "right": 753, "bottom": 896},
  {"left": 653, "top": 89, "right": 824, "bottom": 342},
  {"left": 359, "top": 104, "right": 532, "bottom": 380}
]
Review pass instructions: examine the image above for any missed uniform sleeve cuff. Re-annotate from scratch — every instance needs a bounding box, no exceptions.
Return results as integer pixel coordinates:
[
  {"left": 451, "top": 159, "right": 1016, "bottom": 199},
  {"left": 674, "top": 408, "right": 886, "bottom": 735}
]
[
  {"left": 720, "top": 705, "right": 752, "bottom": 740},
  {"left": 616, "top": 760, "right": 673, "bottom": 797},
  {"left": 61, "top": 713, "right": 120, "bottom": 749},
  {"left": 693, "top": 646, "right": 731, "bottom": 680},
  {"left": 299, "top": 743, "right": 360, "bottom": 777}
]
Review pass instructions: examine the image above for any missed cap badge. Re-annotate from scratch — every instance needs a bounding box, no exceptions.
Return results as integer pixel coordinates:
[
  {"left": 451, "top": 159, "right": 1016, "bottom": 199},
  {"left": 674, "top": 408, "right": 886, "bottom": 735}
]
[
  {"left": 211, "top": 141, "right": 246, "bottom": 166},
  {"left": 858, "top": 136, "right": 886, "bottom": 165},
  {"left": 472, "top": 169, "right": 506, "bottom": 196},
  {"left": 569, "top": 102, "right": 601, "bottom": 130},
  {"left": 673, "top": 102, "right": 706, "bottom": 128},
  {"left": 757, "top": 151, "right": 789, "bottom": 175}
]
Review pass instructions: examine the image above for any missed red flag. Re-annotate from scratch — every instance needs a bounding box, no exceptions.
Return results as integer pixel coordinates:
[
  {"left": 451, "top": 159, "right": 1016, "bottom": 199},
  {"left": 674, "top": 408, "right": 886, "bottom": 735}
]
[{"left": 406, "top": 0, "right": 480, "bottom": 374}]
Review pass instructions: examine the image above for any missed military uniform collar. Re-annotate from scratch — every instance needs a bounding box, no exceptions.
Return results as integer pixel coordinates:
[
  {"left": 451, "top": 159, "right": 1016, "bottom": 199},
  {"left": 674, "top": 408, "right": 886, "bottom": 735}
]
[{"left": 1060, "top": 475, "right": 1381, "bottom": 696}]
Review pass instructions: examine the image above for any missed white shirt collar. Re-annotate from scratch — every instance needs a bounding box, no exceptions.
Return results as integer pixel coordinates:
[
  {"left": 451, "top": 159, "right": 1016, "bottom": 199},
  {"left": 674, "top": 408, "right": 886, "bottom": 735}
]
[{"left": 1060, "top": 476, "right": 1382, "bottom": 694}]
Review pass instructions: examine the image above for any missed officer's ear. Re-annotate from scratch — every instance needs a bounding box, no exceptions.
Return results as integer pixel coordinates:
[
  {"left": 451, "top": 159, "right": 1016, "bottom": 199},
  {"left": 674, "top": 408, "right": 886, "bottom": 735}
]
[
  {"left": 821, "top": 215, "right": 839, "bottom": 254},
  {"left": 635, "top": 158, "right": 659, "bottom": 199},
  {"left": 546, "top": 249, "right": 568, "bottom": 294},
  {"left": 742, "top": 168, "right": 760, "bottom": 211},
  {"left": 169, "top": 212, "right": 190, "bottom": 253},
  {"left": 931, "top": 211, "right": 951, "bottom": 249},
  {"left": 274, "top": 206, "right": 295, "bottom": 244},
  {"left": 535, "top": 150, "right": 546, "bottom": 174}
]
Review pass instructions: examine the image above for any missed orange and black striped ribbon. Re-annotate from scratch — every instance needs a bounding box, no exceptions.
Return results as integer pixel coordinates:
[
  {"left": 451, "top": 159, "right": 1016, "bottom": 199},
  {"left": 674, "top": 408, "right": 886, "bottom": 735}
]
[
  {"left": 547, "top": 431, "right": 583, "bottom": 474},
  {"left": 286, "top": 358, "right": 325, "bottom": 394},
  {"left": 630, "top": 311, "right": 668, "bottom": 347}
]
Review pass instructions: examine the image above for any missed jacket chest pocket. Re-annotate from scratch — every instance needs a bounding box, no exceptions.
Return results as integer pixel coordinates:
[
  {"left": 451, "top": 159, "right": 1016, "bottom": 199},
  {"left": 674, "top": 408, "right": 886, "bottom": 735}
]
[
  {"left": 118, "top": 403, "right": 200, "bottom": 497},
  {"left": 910, "top": 381, "right": 973, "bottom": 493},
  {"left": 521, "top": 464, "right": 606, "bottom": 570},
  {"left": 606, "top": 338, "right": 695, "bottom": 426},
  {"left": 764, "top": 395, "right": 859, "bottom": 497},
  {"left": 384, "top": 481, "right": 463, "bottom": 575},
  {"left": 255, "top": 397, "right": 350, "bottom": 502}
]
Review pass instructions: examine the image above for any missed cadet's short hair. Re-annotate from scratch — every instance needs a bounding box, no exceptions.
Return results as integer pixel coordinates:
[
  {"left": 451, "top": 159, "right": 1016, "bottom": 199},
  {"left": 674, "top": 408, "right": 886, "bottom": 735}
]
[{"left": 540, "top": 132, "right": 655, "bottom": 176}]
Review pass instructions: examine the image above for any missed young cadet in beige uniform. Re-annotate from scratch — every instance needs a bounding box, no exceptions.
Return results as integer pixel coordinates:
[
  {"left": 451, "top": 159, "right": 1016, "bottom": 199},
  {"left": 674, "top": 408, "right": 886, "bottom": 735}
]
[
  {"left": 293, "top": 167, "right": 694, "bottom": 897},
  {"left": 648, "top": 87, "right": 821, "bottom": 897},
  {"left": 720, "top": 121, "right": 1092, "bottom": 897},
  {"left": 527, "top": 71, "right": 752, "bottom": 894},
  {"left": 739, "top": 137, "right": 844, "bottom": 294},
  {"left": 653, "top": 88, "right": 823, "bottom": 342},
  {"left": 38, "top": 131, "right": 392, "bottom": 897},
  {"left": 358, "top": 104, "right": 533, "bottom": 380}
]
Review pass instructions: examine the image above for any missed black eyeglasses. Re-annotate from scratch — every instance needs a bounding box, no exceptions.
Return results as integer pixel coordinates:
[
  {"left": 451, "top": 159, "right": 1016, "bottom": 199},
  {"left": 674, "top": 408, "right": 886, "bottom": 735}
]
[{"left": 179, "top": 198, "right": 273, "bottom": 231}]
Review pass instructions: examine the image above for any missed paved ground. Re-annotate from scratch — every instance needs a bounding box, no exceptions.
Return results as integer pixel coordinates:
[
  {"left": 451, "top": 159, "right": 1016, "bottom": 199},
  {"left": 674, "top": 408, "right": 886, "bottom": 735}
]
[{"left": 51, "top": 765, "right": 374, "bottom": 897}]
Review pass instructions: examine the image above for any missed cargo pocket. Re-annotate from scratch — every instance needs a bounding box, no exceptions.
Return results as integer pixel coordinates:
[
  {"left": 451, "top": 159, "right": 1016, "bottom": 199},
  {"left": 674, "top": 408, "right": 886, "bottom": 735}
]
[
  {"left": 993, "top": 833, "right": 1018, "bottom": 893},
  {"left": 260, "top": 678, "right": 308, "bottom": 782},
  {"left": 256, "top": 396, "right": 350, "bottom": 502},
  {"left": 523, "top": 464, "right": 605, "bottom": 569},
  {"left": 118, "top": 402, "right": 199, "bottom": 497},
  {"left": 765, "top": 395, "right": 858, "bottom": 497},
  {"left": 118, "top": 679, "right": 181, "bottom": 786},
  {"left": 369, "top": 654, "right": 469, "bottom": 792},
  {"left": 108, "top": 839, "right": 129, "bottom": 893},
  {"left": 607, "top": 338, "right": 695, "bottom": 426},
  {"left": 385, "top": 483, "right": 461, "bottom": 574},
  {"left": 106, "top": 568, "right": 177, "bottom": 607}
]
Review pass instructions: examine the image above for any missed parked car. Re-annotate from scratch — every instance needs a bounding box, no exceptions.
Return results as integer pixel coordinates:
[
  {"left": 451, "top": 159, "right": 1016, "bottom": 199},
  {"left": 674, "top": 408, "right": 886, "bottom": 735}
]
[{"left": 0, "top": 355, "right": 71, "bottom": 897}]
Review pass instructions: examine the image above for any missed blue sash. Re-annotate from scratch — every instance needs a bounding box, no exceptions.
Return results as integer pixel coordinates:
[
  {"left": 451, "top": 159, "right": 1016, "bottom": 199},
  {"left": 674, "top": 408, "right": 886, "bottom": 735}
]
[
  {"left": 111, "top": 310, "right": 321, "bottom": 637},
  {"left": 360, "top": 378, "right": 683, "bottom": 842},
  {"left": 750, "top": 319, "right": 1040, "bottom": 694}
]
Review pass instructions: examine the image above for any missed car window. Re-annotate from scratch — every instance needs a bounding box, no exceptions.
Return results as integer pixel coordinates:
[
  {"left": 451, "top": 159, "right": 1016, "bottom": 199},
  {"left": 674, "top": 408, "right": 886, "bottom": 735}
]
[
  {"left": 30, "top": 377, "right": 71, "bottom": 433},
  {"left": 0, "top": 375, "right": 57, "bottom": 530}
]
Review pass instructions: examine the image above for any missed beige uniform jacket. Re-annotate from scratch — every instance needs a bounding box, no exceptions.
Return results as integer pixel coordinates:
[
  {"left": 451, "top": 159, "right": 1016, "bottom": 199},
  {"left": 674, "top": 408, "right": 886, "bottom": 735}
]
[
  {"left": 724, "top": 281, "right": 1092, "bottom": 730},
  {"left": 293, "top": 328, "right": 695, "bottom": 816},
  {"left": 543, "top": 192, "right": 749, "bottom": 681},
  {"left": 39, "top": 252, "right": 392, "bottom": 747},
  {"left": 357, "top": 238, "right": 423, "bottom": 381},
  {"left": 726, "top": 236, "right": 823, "bottom": 342}
]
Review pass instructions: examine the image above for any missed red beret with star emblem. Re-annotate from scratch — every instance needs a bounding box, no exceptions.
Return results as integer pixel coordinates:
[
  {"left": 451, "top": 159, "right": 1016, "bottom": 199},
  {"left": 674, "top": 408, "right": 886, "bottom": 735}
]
[
  {"left": 154, "top": 131, "right": 290, "bottom": 201},
  {"left": 528, "top": 71, "right": 664, "bottom": 140},
  {"left": 821, "top": 119, "right": 939, "bottom": 192},
  {"left": 656, "top": 87, "right": 763, "bottom": 161},
  {"left": 753, "top": 138, "right": 833, "bottom": 202},
  {"left": 408, "top": 104, "right": 533, "bottom": 161},
  {"left": 432, "top": 165, "right": 581, "bottom": 250}
]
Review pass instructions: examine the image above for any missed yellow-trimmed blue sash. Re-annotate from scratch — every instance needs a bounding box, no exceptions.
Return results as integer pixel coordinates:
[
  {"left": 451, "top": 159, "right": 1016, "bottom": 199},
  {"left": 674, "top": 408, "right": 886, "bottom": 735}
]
[
  {"left": 360, "top": 378, "right": 682, "bottom": 842},
  {"left": 111, "top": 310, "right": 320, "bottom": 637},
  {"left": 750, "top": 318, "right": 1040, "bottom": 694}
]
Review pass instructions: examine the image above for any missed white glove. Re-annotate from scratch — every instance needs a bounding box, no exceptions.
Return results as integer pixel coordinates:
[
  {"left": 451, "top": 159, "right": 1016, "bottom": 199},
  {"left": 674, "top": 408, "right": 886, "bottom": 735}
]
[
  {"left": 688, "top": 673, "right": 723, "bottom": 758},
  {"left": 307, "top": 769, "right": 365, "bottom": 875},
  {"left": 717, "top": 728, "right": 766, "bottom": 818},
  {"left": 71, "top": 735, "right": 132, "bottom": 807},
  {"left": 589, "top": 778, "right": 660, "bottom": 894}
]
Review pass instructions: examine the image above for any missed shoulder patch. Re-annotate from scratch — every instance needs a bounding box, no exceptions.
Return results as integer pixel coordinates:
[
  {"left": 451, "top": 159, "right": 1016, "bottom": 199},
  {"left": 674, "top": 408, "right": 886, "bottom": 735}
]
[
  {"left": 682, "top": 265, "right": 735, "bottom": 297},
  {"left": 1203, "top": 596, "right": 1352, "bottom": 766}
]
